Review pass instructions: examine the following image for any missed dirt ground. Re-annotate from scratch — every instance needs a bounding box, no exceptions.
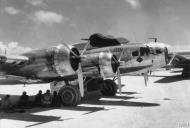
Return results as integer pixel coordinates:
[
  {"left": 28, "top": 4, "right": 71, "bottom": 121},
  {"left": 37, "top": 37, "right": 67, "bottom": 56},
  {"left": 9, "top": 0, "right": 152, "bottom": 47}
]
[{"left": 0, "top": 69, "right": 190, "bottom": 128}]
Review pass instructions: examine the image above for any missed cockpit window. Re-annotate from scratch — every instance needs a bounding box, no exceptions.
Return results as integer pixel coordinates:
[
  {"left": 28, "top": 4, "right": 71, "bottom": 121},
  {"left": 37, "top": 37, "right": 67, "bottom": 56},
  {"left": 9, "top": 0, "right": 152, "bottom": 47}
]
[
  {"left": 140, "top": 47, "right": 150, "bottom": 56},
  {"left": 132, "top": 51, "right": 139, "bottom": 56}
]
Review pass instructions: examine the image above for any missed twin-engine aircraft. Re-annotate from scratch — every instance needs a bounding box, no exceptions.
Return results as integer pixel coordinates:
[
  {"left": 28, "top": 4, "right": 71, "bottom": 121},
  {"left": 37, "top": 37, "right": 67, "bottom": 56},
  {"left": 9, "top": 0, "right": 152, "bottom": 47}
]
[{"left": 0, "top": 33, "right": 169, "bottom": 106}]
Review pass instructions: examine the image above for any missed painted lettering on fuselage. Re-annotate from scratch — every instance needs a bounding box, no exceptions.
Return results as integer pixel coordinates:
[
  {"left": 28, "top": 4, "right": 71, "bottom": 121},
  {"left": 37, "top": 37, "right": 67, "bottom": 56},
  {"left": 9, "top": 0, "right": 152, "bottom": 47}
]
[{"left": 112, "top": 47, "right": 123, "bottom": 53}]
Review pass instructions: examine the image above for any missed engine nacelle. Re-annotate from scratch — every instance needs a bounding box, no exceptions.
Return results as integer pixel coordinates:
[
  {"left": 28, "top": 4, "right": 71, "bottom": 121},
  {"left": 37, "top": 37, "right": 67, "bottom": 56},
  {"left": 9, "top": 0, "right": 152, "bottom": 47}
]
[
  {"left": 98, "top": 52, "right": 118, "bottom": 76},
  {"left": 50, "top": 44, "right": 80, "bottom": 77}
]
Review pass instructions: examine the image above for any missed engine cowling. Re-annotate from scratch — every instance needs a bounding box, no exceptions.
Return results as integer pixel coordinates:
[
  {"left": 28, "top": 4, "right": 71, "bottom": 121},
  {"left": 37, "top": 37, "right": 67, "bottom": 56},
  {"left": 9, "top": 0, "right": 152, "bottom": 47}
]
[
  {"left": 81, "top": 52, "right": 118, "bottom": 77},
  {"left": 50, "top": 44, "right": 80, "bottom": 77},
  {"left": 98, "top": 52, "right": 118, "bottom": 76}
]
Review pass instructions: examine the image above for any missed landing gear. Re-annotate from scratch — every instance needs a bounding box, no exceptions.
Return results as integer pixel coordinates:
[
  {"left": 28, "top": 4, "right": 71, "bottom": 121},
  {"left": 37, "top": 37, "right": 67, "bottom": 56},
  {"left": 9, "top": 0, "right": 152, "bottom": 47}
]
[
  {"left": 101, "top": 79, "right": 117, "bottom": 96},
  {"left": 85, "top": 78, "right": 118, "bottom": 96},
  {"left": 58, "top": 85, "right": 81, "bottom": 106},
  {"left": 53, "top": 78, "right": 118, "bottom": 106}
]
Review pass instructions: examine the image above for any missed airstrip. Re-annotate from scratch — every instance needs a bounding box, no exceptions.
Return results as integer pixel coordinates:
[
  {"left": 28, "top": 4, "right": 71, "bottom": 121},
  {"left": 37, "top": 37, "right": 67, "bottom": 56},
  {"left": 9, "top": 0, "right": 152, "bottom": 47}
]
[{"left": 0, "top": 69, "right": 190, "bottom": 128}]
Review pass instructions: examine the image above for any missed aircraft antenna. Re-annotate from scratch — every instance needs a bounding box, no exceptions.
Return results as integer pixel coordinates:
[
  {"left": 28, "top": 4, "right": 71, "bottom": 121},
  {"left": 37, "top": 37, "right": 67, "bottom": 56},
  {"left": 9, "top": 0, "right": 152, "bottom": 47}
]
[{"left": 148, "top": 37, "right": 157, "bottom": 43}]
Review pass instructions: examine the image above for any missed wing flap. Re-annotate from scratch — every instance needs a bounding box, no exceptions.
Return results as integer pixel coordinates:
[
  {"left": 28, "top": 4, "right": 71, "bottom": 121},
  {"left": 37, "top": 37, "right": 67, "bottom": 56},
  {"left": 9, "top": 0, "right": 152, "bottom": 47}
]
[{"left": 0, "top": 55, "right": 29, "bottom": 65}]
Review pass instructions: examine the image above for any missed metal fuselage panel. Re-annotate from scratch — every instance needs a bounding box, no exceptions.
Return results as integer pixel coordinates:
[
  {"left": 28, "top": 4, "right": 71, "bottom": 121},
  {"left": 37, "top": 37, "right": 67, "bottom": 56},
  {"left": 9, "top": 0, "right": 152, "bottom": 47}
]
[{"left": 82, "top": 43, "right": 167, "bottom": 76}]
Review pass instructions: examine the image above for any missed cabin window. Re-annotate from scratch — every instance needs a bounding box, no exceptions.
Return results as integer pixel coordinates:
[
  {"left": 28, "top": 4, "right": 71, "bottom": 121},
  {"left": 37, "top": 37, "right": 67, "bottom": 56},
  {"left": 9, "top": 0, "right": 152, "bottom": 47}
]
[
  {"left": 132, "top": 51, "right": 139, "bottom": 56},
  {"left": 156, "top": 49, "right": 162, "bottom": 54},
  {"left": 140, "top": 47, "right": 150, "bottom": 56}
]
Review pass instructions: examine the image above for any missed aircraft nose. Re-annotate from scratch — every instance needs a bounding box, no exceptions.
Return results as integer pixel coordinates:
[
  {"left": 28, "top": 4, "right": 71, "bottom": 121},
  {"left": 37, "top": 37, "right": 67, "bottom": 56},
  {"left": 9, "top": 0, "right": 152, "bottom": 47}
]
[
  {"left": 155, "top": 43, "right": 171, "bottom": 65},
  {"left": 165, "top": 44, "right": 174, "bottom": 54}
]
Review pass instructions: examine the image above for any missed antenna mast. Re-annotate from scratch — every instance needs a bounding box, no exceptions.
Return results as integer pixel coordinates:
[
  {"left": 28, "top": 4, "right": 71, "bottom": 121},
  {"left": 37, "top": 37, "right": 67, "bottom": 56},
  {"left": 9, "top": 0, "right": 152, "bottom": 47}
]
[{"left": 148, "top": 37, "right": 157, "bottom": 43}]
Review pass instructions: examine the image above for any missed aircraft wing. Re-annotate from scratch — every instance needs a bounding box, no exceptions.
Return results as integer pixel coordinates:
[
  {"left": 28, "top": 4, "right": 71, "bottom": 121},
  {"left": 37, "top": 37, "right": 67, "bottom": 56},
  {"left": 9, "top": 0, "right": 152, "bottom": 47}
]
[
  {"left": 0, "top": 73, "right": 44, "bottom": 84},
  {"left": 0, "top": 54, "right": 29, "bottom": 65}
]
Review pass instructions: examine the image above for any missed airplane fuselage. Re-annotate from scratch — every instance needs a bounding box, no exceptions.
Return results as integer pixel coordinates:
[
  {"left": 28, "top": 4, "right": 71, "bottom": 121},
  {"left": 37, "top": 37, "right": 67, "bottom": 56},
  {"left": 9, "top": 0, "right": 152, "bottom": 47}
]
[
  {"left": 81, "top": 42, "right": 168, "bottom": 76},
  {"left": 0, "top": 42, "right": 168, "bottom": 82}
]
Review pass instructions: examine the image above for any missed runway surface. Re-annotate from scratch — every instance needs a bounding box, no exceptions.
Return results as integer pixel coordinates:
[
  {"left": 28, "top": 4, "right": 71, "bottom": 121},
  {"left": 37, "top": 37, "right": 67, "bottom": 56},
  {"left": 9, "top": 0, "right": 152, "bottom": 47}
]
[{"left": 0, "top": 69, "right": 190, "bottom": 128}]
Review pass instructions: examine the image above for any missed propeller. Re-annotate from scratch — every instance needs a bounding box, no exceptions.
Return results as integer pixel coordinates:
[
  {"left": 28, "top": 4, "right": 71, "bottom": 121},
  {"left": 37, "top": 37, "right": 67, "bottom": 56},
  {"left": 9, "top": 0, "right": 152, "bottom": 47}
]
[
  {"left": 61, "top": 41, "right": 85, "bottom": 97},
  {"left": 112, "top": 48, "right": 124, "bottom": 94}
]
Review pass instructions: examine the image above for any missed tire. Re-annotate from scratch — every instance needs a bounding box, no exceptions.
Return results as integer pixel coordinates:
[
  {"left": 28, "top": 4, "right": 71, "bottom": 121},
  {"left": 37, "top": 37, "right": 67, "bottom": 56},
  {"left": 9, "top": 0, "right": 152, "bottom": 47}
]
[
  {"left": 101, "top": 79, "right": 117, "bottom": 96},
  {"left": 58, "top": 85, "right": 81, "bottom": 106}
]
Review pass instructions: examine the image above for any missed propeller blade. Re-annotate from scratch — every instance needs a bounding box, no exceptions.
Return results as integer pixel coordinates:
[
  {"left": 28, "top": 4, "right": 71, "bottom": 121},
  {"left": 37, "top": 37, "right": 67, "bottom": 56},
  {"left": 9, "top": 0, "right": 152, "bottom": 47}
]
[
  {"left": 118, "top": 48, "right": 124, "bottom": 61},
  {"left": 77, "top": 63, "right": 84, "bottom": 97},
  {"left": 168, "top": 53, "right": 176, "bottom": 66},
  {"left": 81, "top": 42, "right": 90, "bottom": 55},
  {"left": 61, "top": 41, "right": 79, "bottom": 57},
  {"left": 61, "top": 41, "right": 71, "bottom": 50},
  {"left": 117, "top": 68, "right": 122, "bottom": 94}
]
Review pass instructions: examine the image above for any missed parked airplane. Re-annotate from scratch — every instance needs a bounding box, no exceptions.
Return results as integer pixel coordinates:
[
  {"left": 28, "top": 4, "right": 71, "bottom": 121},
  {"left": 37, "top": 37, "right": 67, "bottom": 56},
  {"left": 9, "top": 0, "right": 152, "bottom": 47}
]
[
  {"left": 73, "top": 33, "right": 169, "bottom": 94},
  {"left": 0, "top": 42, "right": 120, "bottom": 106},
  {"left": 0, "top": 33, "right": 169, "bottom": 106}
]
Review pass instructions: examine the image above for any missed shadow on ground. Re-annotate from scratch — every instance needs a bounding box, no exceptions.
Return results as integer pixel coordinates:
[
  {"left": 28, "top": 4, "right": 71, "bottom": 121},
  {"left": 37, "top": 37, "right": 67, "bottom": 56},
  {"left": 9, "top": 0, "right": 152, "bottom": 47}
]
[
  {"left": 0, "top": 111, "right": 62, "bottom": 127},
  {"left": 155, "top": 75, "right": 188, "bottom": 83},
  {"left": 82, "top": 91, "right": 159, "bottom": 107},
  {"left": 0, "top": 91, "right": 160, "bottom": 127},
  {"left": 83, "top": 99, "right": 160, "bottom": 107}
]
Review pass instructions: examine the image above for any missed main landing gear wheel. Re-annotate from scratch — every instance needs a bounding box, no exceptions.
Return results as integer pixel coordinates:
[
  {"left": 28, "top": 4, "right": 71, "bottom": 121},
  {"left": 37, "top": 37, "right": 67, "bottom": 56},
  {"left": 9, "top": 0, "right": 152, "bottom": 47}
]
[
  {"left": 58, "top": 86, "right": 81, "bottom": 106},
  {"left": 101, "top": 79, "right": 117, "bottom": 96}
]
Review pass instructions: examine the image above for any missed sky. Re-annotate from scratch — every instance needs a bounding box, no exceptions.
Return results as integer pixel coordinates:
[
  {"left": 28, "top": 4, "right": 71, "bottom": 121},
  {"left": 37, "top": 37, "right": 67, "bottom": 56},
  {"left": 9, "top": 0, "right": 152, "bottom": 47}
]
[{"left": 0, "top": 0, "right": 190, "bottom": 52}]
